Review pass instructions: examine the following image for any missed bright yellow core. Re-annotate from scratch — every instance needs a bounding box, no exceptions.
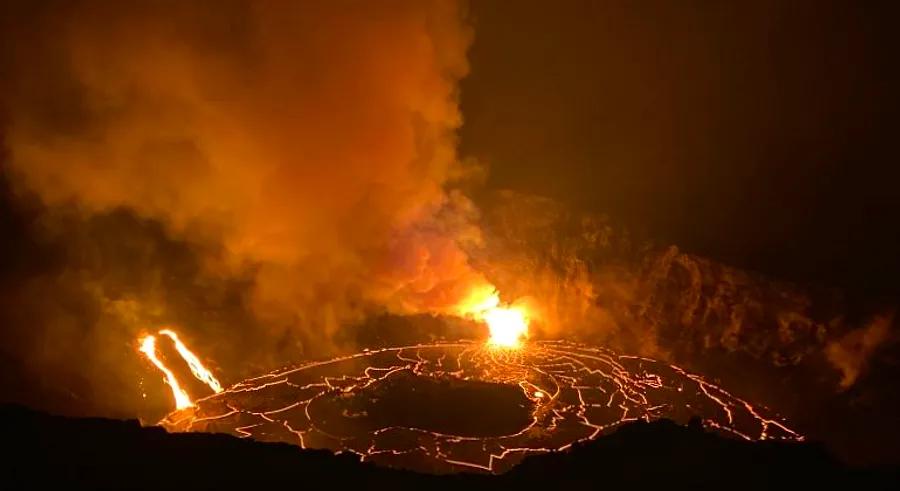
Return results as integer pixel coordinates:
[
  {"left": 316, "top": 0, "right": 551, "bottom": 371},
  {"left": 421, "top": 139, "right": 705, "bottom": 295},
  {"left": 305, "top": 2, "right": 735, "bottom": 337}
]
[
  {"left": 483, "top": 306, "right": 528, "bottom": 348},
  {"left": 456, "top": 287, "right": 530, "bottom": 349}
]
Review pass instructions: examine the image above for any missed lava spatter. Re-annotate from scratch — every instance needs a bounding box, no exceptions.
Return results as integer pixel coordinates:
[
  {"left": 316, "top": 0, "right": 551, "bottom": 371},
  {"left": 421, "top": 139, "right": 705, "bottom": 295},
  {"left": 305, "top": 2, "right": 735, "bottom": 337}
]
[{"left": 161, "top": 341, "right": 801, "bottom": 474}]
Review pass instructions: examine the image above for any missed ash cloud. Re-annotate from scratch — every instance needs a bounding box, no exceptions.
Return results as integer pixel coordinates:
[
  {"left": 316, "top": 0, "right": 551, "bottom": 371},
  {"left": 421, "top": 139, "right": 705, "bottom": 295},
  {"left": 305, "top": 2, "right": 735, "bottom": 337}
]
[{"left": 0, "top": 0, "right": 487, "bottom": 416}]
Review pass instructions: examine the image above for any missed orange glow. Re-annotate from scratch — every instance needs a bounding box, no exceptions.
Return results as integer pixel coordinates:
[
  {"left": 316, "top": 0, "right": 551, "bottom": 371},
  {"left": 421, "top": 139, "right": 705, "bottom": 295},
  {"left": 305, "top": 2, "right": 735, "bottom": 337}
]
[
  {"left": 138, "top": 329, "right": 223, "bottom": 411},
  {"left": 163, "top": 340, "right": 802, "bottom": 474},
  {"left": 456, "top": 284, "right": 502, "bottom": 315},
  {"left": 483, "top": 306, "right": 529, "bottom": 348},
  {"left": 138, "top": 335, "right": 193, "bottom": 410},
  {"left": 458, "top": 287, "right": 530, "bottom": 348},
  {"left": 159, "top": 329, "right": 223, "bottom": 393}
]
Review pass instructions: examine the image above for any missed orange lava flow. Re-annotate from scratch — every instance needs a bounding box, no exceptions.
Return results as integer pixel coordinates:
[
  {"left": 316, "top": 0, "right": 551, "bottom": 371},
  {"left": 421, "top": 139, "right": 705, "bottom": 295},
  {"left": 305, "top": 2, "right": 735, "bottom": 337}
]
[
  {"left": 138, "top": 335, "right": 193, "bottom": 410},
  {"left": 159, "top": 329, "right": 223, "bottom": 394},
  {"left": 138, "top": 329, "right": 222, "bottom": 410}
]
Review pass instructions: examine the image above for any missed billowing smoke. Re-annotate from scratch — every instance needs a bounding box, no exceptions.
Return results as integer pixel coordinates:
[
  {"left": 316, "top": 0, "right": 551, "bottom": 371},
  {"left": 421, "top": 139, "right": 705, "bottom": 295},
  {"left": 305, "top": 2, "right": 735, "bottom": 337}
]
[
  {"left": 1, "top": 1, "right": 893, "bottom": 425},
  {"left": 0, "top": 0, "right": 489, "bottom": 417}
]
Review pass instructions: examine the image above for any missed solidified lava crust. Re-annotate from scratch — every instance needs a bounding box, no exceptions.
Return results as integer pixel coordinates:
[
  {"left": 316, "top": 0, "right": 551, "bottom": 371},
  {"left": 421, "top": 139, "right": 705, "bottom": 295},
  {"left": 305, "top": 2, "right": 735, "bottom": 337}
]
[{"left": 163, "top": 340, "right": 801, "bottom": 474}]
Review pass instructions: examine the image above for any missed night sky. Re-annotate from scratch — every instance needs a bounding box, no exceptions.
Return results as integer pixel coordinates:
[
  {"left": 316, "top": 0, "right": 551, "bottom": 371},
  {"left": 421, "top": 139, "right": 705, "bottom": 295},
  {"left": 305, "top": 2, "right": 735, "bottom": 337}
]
[{"left": 462, "top": 0, "right": 900, "bottom": 299}]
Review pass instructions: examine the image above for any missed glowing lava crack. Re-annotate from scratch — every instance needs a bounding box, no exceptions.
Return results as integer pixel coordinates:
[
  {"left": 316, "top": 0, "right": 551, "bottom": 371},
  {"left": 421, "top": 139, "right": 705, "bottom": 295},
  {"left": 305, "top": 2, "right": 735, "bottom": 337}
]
[{"left": 161, "top": 341, "right": 801, "bottom": 474}]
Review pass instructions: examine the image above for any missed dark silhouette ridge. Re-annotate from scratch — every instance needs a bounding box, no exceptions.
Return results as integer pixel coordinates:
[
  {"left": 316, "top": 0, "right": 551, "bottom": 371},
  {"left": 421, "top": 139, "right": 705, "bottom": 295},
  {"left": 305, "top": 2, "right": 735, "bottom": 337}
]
[{"left": 2, "top": 404, "right": 896, "bottom": 489}]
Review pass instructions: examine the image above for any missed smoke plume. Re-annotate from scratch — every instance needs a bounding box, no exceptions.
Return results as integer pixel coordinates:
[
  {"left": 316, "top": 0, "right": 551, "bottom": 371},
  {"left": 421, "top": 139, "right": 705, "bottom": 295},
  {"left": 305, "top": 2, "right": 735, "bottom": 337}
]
[
  {"left": 1, "top": 0, "right": 488, "bottom": 416},
  {"left": 1, "top": 1, "right": 892, "bottom": 423}
]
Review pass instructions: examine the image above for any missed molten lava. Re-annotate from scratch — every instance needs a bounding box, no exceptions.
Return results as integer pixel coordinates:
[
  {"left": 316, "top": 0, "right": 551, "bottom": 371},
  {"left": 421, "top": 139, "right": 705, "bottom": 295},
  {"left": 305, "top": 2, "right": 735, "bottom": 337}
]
[
  {"left": 483, "top": 307, "right": 529, "bottom": 348},
  {"left": 138, "top": 329, "right": 222, "bottom": 409},
  {"left": 138, "top": 290, "right": 801, "bottom": 475},
  {"left": 457, "top": 287, "right": 530, "bottom": 348},
  {"left": 158, "top": 329, "right": 224, "bottom": 394},
  {"left": 138, "top": 335, "right": 193, "bottom": 410},
  {"left": 161, "top": 340, "right": 802, "bottom": 474}
]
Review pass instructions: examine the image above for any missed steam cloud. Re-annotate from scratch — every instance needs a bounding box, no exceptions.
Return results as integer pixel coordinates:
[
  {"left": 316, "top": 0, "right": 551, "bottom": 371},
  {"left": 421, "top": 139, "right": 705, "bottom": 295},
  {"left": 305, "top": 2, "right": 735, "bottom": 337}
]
[
  {"left": 1, "top": 0, "right": 489, "bottom": 416},
  {"left": 0, "top": 0, "right": 892, "bottom": 422}
]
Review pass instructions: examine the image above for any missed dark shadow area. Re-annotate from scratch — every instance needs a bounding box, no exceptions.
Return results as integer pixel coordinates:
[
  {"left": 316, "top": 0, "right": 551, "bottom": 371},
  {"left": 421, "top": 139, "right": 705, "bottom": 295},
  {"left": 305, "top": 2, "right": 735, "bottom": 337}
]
[
  {"left": 462, "top": 0, "right": 900, "bottom": 301},
  {"left": 309, "top": 370, "right": 531, "bottom": 438},
  {"left": 2, "top": 404, "right": 896, "bottom": 489}
]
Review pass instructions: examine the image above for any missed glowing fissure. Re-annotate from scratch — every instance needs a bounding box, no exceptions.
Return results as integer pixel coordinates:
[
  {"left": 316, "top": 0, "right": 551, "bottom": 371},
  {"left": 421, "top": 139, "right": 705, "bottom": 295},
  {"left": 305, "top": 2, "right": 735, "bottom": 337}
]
[
  {"left": 137, "top": 286, "right": 527, "bottom": 411},
  {"left": 138, "top": 329, "right": 222, "bottom": 409},
  {"left": 139, "top": 335, "right": 193, "bottom": 410},
  {"left": 158, "top": 329, "right": 224, "bottom": 394},
  {"left": 139, "top": 290, "right": 800, "bottom": 475},
  {"left": 162, "top": 340, "right": 801, "bottom": 474}
]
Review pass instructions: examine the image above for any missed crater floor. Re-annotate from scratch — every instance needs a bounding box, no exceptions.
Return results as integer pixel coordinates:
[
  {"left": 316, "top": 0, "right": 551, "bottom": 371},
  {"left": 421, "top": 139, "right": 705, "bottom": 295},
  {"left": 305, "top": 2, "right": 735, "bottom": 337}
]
[{"left": 163, "top": 340, "right": 801, "bottom": 473}]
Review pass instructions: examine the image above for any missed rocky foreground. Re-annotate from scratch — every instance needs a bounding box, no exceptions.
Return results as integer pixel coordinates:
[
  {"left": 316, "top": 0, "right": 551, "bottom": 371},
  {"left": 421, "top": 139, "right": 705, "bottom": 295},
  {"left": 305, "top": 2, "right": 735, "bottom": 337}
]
[{"left": 2, "top": 404, "right": 896, "bottom": 489}]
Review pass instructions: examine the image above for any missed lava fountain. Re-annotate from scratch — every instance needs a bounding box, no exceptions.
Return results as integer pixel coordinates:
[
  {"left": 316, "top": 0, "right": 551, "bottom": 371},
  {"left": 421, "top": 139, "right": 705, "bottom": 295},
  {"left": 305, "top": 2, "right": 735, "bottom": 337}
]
[
  {"left": 457, "top": 288, "right": 530, "bottom": 348},
  {"left": 483, "top": 307, "right": 529, "bottom": 348},
  {"left": 140, "top": 289, "right": 801, "bottom": 474}
]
